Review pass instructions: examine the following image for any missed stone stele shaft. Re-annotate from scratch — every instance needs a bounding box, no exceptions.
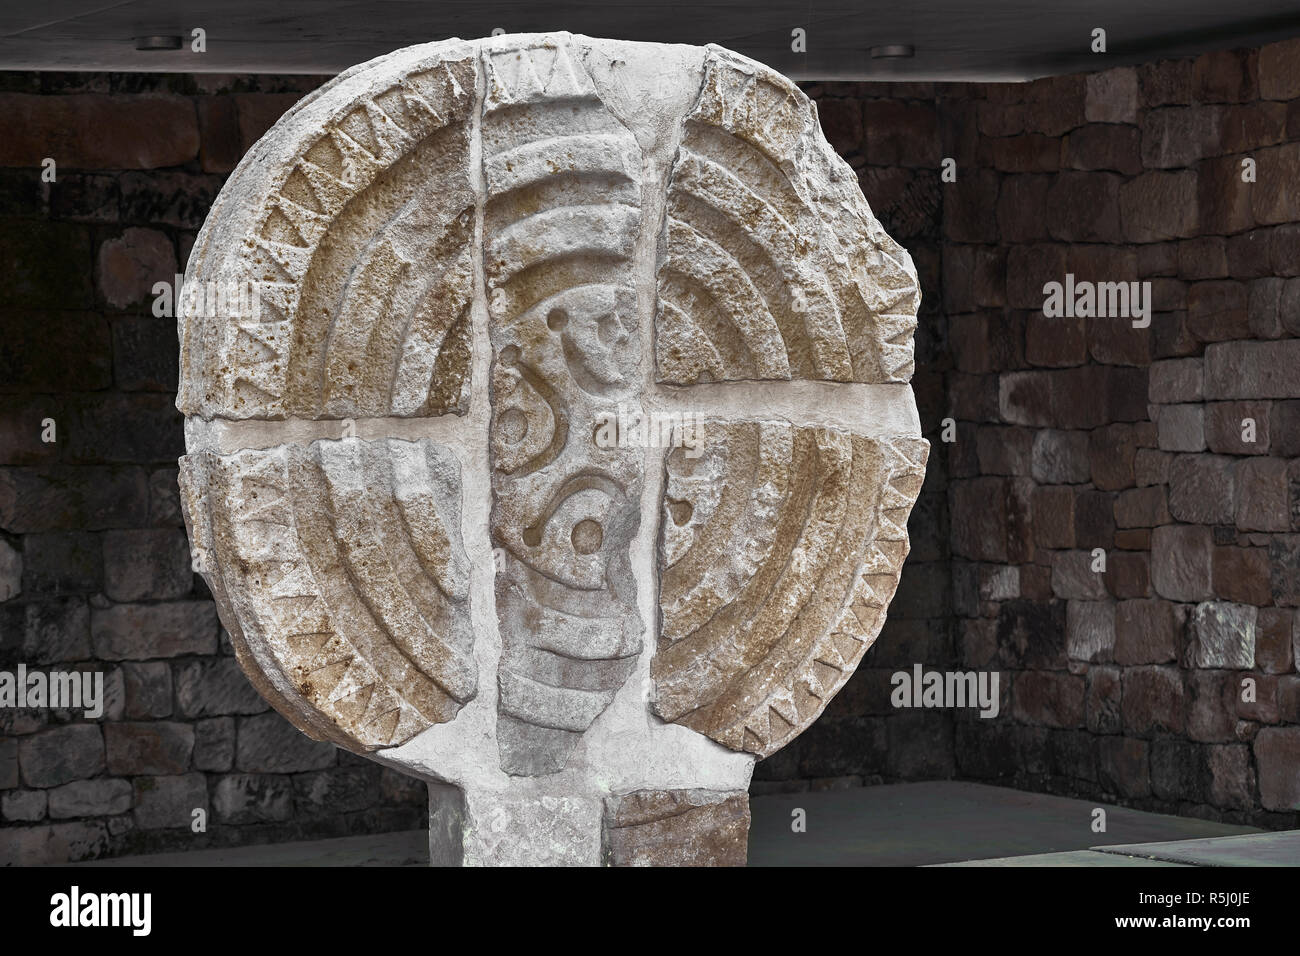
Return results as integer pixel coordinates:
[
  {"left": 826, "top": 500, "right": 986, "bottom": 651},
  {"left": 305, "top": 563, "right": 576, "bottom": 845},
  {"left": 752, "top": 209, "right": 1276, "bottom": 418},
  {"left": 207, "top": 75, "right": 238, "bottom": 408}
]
[{"left": 176, "top": 33, "right": 927, "bottom": 866}]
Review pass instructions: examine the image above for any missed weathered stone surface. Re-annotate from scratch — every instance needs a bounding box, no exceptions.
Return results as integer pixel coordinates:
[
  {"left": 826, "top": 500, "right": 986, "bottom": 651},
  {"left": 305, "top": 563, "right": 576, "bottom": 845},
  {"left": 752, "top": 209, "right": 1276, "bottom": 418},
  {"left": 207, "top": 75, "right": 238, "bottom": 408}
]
[
  {"left": 1248, "top": 277, "right": 1286, "bottom": 337},
  {"left": 1156, "top": 404, "right": 1206, "bottom": 452},
  {"left": 121, "top": 662, "right": 172, "bottom": 719},
  {"left": 1120, "top": 170, "right": 1198, "bottom": 242},
  {"left": 1201, "top": 743, "right": 1253, "bottom": 811},
  {"left": 194, "top": 717, "right": 236, "bottom": 772},
  {"left": 1238, "top": 673, "right": 1280, "bottom": 723},
  {"left": 1114, "top": 599, "right": 1183, "bottom": 665},
  {"left": 993, "top": 600, "right": 1066, "bottom": 671},
  {"left": 1134, "top": 448, "right": 1171, "bottom": 486},
  {"left": 1168, "top": 454, "right": 1235, "bottom": 524},
  {"left": 1031, "top": 429, "right": 1090, "bottom": 484},
  {"left": 1052, "top": 550, "right": 1107, "bottom": 600},
  {"left": 1012, "top": 672, "right": 1084, "bottom": 729},
  {"left": 1199, "top": 155, "right": 1255, "bottom": 234},
  {"left": 1106, "top": 550, "right": 1150, "bottom": 599},
  {"left": 1033, "top": 485, "right": 1075, "bottom": 548},
  {"left": 1235, "top": 457, "right": 1289, "bottom": 532},
  {"left": 479, "top": 41, "right": 646, "bottom": 772},
  {"left": 1074, "top": 489, "right": 1117, "bottom": 549},
  {"left": 178, "top": 57, "right": 475, "bottom": 418},
  {"left": 1195, "top": 48, "right": 1259, "bottom": 103},
  {"left": 1271, "top": 535, "right": 1300, "bottom": 607},
  {"left": 174, "top": 658, "right": 267, "bottom": 718},
  {"left": 182, "top": 439, "right": 475, "bottom": 750},
  {"left": 1122, "top": 667, "right": 1186, "bottom": 737},
  {"left": 0, "top": 822, "right": 109, "bottom": 866},
  {"left": 1087, "top": 425, "right": 1137, "bottom": 491},
  {"left": 1187, "top": 280, "right": 1250, "bottom": 341},
  {"left": 1205, "top": 400, "right": 1270, "bottom": 454},
  {"left": 17, "top": 726, "right": 104, "bottom": 788},
  {"left": 1178, "top": 237, "right": 1229, "bottom": 279},
  {"left": 654, "top": 423, "right": 926, "bottom": 755},
  {"left": 976, "top": 425, "right": 1032, "bottom": 475},
  {"left": 1148, "top": 358, "right": 1203, "bottom": 404},
  {"left": 1253, "top": 142, "right": 1300, "bottom": 225},
  {"left": 1114, "top": 528, "right": 1151, "bottom": 550},
  {"left": 1204, "top": 340, "right": 1300, "bottom": 399},
  {"left": 1186, "top": 670, "right": 1239, "bottom": 742},
  {"left": 996, "top": 176, "right": 1050, "bottom": 244},
  {"left": 1255, "top": 608, "right": 1294, "bottom": 674},
  {"left": 1115, "top": 486, "right": 1171, "bottom": 528},
  {"left": 1279, "top": 278, "right": 1300, "bottom": 338},
  {"left": 658, "top": 53, "right": 917, "bottom": 384},
  {"left": 1151, "top": 524, "right": 1214, "bottom": 601},
  {"left": 102, "top": 528, "right": 193, "bottom": 601},
  {"left": 1272, "top": 224, "right": 1300, "bottom": 276},
  {"left": 293, "top": 766, "right": 379, "bottom": 815},
  {"left": 1086, "top": 68, "right": 1138, "bottom": 124},
  {"left": 1064, "top": 124, "right": 1142, "bottom": 174},
  {"left": 235, "top": 712, "right": 336, "bottom": 773},
  {"left": 381, "top": 767, "right": 427, "bottom": 805},
  {"left": 177, "top": 34, "right": 925, "bottom": 866},
  {"left": 105, "top": 722, "right": 194, "bottom": 775},
  {"left": 1281, "top": 675, "right": 1300, "bottom": 724},
  {"left": 978, "top": 565, "right": 1020, "bottom": 601},
  {"left": 1066, "top": 600, "right": 1115, "bottom": 662},
  {"left": 1141, "top": 106, "right": 1221, "bottom": 168},
  {"left": 0, "top": 598, "right": 91, "bottom": 665},
  {"left": 0, "top": 538, "right": 22, "bottom": 603},
  {"left": 1253, "top": 727, "right": 1300, "bottom": 811},
  {"left": 1086, "top": 666, "right": 1123, "bottom": 735},
  {"left": 1, "top": 789, "right": 47, "bottom": 823},
  {"left": 0, "top": 465, "right": 147, "bottom": 534},
  {"left": 0, "top": 93, "right": 199, "bottom": 169},
  {"left": 97, "top": 227, "right": 177, "bottom": 309},
  {"left": 212, "top": 773, "right": 295, "bottom": 823},
  {"left": 602, "top": 789, "right": 748, "bottom": 866},
  {"left": 1212, "top": 546, "right": 1273, "bottom": 606},
  {"left": 91, "top": 601, "right": 218, "bottom": 660},
  {"left": 1259, "top": 36, "right": 1300, "bottom": 100},
  {"left": 1046, "top": 172, "right": 1122, "bottom": 242},
  {"left": 0, "top": 739, "right": 17, "bottom": 790},
  {"left": 47, "top": 779, "right": 133, "bottom": 819},
  {"left": 1099, "top": 736, "right": 1151, "bottom": 798},
  {"left": 1189, "top": 602, "right": 1257, "bottom": 668},
  {"left": 132, "top": 773, "right": 208, "bottom": 830},
  {"left": 1139, "top": 58, "right": 1193, "bottom": 107}
]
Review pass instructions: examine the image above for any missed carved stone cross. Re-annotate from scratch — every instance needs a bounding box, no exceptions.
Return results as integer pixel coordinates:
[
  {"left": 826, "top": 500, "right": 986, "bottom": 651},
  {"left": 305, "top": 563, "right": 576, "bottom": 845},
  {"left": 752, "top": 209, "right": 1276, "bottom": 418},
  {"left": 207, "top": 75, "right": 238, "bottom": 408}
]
[{"left": 177, "top": 32, "right": 927, "bottom": 866}]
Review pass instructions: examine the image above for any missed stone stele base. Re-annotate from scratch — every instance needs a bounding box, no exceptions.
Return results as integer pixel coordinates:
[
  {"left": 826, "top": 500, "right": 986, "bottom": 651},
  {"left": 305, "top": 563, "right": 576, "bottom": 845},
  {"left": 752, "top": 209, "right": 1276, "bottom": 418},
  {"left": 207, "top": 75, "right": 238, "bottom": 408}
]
[{"left": 176, "top": 32, "right": 927, "bottom": 866}]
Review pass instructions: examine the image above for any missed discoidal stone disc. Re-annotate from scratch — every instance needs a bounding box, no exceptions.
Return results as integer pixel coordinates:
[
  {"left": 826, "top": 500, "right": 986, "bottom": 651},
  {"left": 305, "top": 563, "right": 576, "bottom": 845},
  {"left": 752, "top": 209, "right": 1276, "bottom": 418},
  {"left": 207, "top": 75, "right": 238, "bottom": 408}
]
[{"left": 177, "top": 32, "right": 927, "bottom": 866}]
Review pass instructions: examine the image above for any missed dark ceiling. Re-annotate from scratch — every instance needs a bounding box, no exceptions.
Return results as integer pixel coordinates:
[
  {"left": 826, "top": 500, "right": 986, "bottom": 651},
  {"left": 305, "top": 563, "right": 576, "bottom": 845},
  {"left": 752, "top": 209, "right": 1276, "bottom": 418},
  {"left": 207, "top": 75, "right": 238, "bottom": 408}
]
[{"left": 2, "top": 1, "right": 1299, "bottom": 80}]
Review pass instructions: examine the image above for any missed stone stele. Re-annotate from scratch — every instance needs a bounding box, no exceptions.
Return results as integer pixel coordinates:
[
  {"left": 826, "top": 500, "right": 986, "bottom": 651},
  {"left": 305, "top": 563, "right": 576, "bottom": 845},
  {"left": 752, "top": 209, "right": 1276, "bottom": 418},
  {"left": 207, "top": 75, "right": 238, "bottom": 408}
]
[{"left": 176, "top": 32, "right": 928, "bottom": 866}]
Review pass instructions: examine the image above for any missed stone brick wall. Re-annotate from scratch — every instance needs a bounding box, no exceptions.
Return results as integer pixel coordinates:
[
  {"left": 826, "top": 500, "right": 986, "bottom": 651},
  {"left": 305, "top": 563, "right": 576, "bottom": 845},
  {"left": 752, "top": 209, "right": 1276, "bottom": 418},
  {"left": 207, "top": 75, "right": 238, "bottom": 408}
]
[
  {"left": 0, "top": 74, "right": 426, "bottom": 865},
  {"left": 4, "top": 36, "right": 1300, "bottom": 862},
  {"left": 0, "top": 69, "right": 960, "bottom": 860},
  {"left": 940, "top": 39, "right": 1300, "bottom": 828}
]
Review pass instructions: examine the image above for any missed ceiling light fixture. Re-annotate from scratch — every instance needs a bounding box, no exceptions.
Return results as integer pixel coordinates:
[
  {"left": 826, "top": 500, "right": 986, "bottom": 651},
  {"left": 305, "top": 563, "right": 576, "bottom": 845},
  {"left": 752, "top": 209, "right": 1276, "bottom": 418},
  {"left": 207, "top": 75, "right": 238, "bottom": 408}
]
[
  {"left": 870, "top": 44, "right": 915, "bottom": 58},
  {"left": 134, "top": 35, "right": 183, "bottom": 51}
]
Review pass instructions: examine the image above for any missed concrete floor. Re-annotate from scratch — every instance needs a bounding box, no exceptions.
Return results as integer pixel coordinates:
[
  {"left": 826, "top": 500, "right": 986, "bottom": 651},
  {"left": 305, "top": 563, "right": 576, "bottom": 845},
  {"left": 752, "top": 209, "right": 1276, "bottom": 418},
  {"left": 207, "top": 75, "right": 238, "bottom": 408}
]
[
  {"left": 76, "top": 829, "right": 429, "bottom": 867},
  {"left": 72, "top": 781, "right": 1290, "bottom": 867},
  {"left": 747, "top": 781, "right": 1259, "bottom": 866},
  {"left": 941, "top": 830, "right": 1300, "bottom": 866}
]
